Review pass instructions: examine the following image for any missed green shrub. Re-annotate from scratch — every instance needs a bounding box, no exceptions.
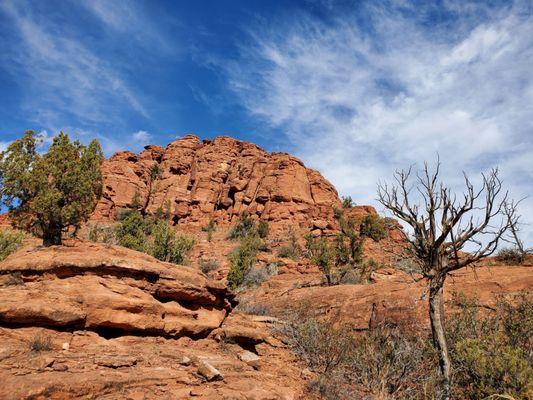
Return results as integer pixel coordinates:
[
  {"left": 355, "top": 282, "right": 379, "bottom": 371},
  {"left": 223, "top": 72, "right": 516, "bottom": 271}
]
[
  {"left": 227, "top": 211, "right": 256, "bottom": 239},
  {"left": 0, "top": 229, "right": 24, "bottom": 261},
  {"left": 305, "top": 234, "right": 335, "bottom": 285},
  {"left": 227, "top": 235, "right": 265, "bottom": 289},
  {"left": 115, "top": 210, "right": 152, "bottom": 252},
  {"left": 496, "top": 248, "right": 525, "bottom": 265},
  {"left": 447, "top": 293, "right": 533, "bottom": 399},
  {"left": 257, "top": 220, "right": 269, "bottom": 239},
  {"left": 202, "top": 219, "right": 217, "bottom": 242},
  {"left": 199, "top": 258, "right": 220, "bottom": 274},
  {"left": 341, "top": 195, "right": 354, "bottom": 208},
  {"left": 453, "top": 339, "right": 531, "bottom": 399},
  {"left": 114, "top": 207, "right": 194, "bottom": 264},
  {"left": 150, "top": 220, "right": 195, "bottom": 264},
  {"left": 359, "top": 214, "right": 388, "bottom": 241},
  {"left": 277, "top": 230, "right": 302, "bottom": 260}
]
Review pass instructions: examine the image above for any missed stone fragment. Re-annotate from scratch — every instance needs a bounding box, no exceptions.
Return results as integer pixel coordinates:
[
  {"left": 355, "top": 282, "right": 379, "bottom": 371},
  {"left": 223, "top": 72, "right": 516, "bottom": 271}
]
[
  {"left": 197, "top": 360, "right": 223, "bottom": 381},
  {"left": 238, "top": 350, "right": 260, "bottom": 369}
]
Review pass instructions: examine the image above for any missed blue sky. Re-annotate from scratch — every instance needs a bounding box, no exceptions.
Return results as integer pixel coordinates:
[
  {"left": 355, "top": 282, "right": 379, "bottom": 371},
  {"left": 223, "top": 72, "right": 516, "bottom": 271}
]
[{"left": 1, "top": 0, "right": 532, "bottom": 245}]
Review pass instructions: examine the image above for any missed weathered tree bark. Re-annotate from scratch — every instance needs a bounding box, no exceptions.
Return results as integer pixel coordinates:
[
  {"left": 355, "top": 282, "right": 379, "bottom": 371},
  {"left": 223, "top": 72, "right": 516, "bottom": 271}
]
[
  {"left": 429, "top": 276, "right": 451, "bottom": 400},
  {"left": 43, "top": 223, "right": 62, "bottom": 246}
]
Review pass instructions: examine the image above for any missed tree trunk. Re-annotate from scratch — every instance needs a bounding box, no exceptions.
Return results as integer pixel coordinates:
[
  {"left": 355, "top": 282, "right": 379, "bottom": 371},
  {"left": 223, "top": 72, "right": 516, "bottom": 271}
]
[
  {"left": 43, "top": 223, "right": 62, "bottom": 246},
  {"left": 429, "top": 277, "right": 451, "bottom": 399}
]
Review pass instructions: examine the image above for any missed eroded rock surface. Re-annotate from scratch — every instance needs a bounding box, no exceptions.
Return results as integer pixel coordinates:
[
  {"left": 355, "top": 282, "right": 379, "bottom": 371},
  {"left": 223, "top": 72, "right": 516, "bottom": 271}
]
[
  {"left": 92, "top": 135, "right": 341, "bottom": 233},
  {"left": 0, "top": 242, "right": 309, "bottom": 399}
]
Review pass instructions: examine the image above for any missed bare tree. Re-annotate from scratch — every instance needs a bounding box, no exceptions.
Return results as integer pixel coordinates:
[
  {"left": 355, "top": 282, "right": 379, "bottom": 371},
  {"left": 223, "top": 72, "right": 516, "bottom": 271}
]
[{"left": 377, "top": 161, "right": 519, "bottom": 399}]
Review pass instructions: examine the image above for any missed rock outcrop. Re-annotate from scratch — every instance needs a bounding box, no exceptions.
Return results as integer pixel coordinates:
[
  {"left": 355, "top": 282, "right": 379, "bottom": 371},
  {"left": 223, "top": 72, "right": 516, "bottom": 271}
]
[
  {"left": 0, "top": 242, "right": 309, "bottom": 399},
  {"left": 92, "top": 135, "right": 341, "bottom": 232},
  {"left": 241, "top": 262, "right": 533, "bottom": 330}
]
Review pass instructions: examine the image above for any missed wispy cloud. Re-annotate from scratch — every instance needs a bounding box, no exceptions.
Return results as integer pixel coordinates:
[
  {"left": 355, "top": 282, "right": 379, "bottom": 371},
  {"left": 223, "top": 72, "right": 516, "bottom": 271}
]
[
  {"left": 0, "top": 0, "right": 148, "bottom": 129},
  {"left": 80, "top": 0, "right": 172, "bottom": 52},
  {"left": 225, "top": 1, "right": 533, "bottom": 244}
]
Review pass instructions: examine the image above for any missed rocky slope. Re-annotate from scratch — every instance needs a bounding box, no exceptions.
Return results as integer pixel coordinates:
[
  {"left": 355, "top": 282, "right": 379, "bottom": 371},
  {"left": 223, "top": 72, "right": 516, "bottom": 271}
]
[
  {"left": 0, "top": 242, "right": 309, "bottom": 399},
  {"left": 91, "top": 135, "right": 341, "bottom": 233}
]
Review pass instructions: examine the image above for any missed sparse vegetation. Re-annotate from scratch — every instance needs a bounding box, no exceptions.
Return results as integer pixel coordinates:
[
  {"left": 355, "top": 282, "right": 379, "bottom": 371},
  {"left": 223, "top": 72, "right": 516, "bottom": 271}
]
[
  {"left": 257, "top": 220, "right": 269, "bottom": 239},
  {"left": 277, "top": 308, "right": 438, "bottom": 400},
  {"left": 199, "top": 258, "right": 220, "bottom": 274},
  {"left": 202, "top": 219, "right": 217, "bottom": 242},
  {"left": 277, "top": 294, "right": 532, "bottom": 400},
  {"left": 234, "top": 299, "right": 272, "bottom": 316},
  {"left": 277, "top": 229, "right": 302, "bottom": 260},
  {"left": 86, "top": 223, "right": 117, "bottom": 246},
  {"left": 29, "top": 333, "right": 52, "bottom": 353},
  {"left": 0, "top": 131, "right": 103, "bottom": 246},
  {"left": 305, "top": 210, "right": 370, "bottom": 285},
  {"left": 227, "top": 211, "right": 256, "bottom": 239},
  {"left": 0, "top": 229, "right": 24, "bottom": 261},
  {"left": 497, "top": 247, "right": 525, "bottom": 265},
  {"left": 242, "top": 262, "right": 278, "bottom": 288}
]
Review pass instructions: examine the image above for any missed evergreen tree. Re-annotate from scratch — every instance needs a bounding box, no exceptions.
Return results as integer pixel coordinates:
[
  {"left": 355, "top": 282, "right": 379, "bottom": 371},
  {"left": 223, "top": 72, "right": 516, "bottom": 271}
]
[{"left": 0, "top": 130, "right": 104, "bottom": 246}]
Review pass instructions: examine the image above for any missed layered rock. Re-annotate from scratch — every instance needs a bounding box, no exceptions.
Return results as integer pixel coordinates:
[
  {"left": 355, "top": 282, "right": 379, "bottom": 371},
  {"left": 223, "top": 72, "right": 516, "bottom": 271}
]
[
  {"left": 0, "top": 242, "right": 232, "bottom": 337},
  {"left": 92, "top": 135, "right": 341, "bottom": 232},
  {"left": 0, "top": 242, "right": 310, "bottom": 399}
]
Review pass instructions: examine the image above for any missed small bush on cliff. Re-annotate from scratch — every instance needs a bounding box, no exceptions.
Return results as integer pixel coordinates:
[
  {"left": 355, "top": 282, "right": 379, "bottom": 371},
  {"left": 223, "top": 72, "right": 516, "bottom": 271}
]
[
  {"left": 115, "top": 210, "right": 152, "bottom": 252},
  {"left": 257, "top": 220, "right": 269, "bottom": 239},
  {"left": 199, "top": 258, "right": 220, "bottom": 274},
  {"left": 151, "top": 220, "right": 195, "bottom": 264},
  {"left": 0, "top": 229, "right": 24, "bottom": 261},
  {"left": 341, "top": 195, "right": 354, "bottom": 208},
  {"left": 227, "top": 211, "right": 255, "bottom": 239},
  {"left": 0, "top": 131, "right": 103, "bottom": 246},
  {"left": 227, "top": 235, "right": 263, "bottom": 289},
  {"left": 202, "top": 219, "right": 217, "bottom": 242},
  {"left": 359, "top": 214, "right": 388, "bottom": 242},
  {"left": 277, "top": 230, "right": 302, "bottom": 260},
  {"left": 114, "top": 208, "right": 195, "bottom": 264}
]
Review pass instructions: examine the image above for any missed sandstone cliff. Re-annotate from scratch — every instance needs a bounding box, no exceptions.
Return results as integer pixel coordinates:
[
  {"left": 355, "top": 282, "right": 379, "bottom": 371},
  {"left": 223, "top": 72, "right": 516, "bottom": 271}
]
[{"left": 92, "top": 135, "right": 341, "bottom": 233}]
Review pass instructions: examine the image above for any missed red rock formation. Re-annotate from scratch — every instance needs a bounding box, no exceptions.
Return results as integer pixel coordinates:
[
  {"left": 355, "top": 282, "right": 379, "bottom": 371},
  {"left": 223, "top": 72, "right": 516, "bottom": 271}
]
[
  {"left": 92, "top": 135, "right": 341, "bottom": 232},
  {"left": 0, "top": 242, "right": 310, "bottom": 399}
]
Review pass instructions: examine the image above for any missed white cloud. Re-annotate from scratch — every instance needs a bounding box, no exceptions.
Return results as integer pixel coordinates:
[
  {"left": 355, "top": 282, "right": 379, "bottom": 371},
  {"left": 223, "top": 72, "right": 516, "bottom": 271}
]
[
  {"left": 225, "top": 1, "right": 533, "bottom": 245},
  {"left": 0, "top": 0, "right": 148, "bottom": 128},
  {"left": 80, "top": 0, "right": 172, "bottom": 52}
]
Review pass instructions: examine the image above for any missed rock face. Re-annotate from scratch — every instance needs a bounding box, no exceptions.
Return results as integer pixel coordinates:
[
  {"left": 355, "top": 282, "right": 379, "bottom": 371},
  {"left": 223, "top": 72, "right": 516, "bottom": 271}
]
[
  {"left": 0, "top": 242, "right": 232, "bottom": 337},
  {"left": 0, "top": 242, "right": 309, "bottom": 399},
  {"left": 92, "top": 135, "right": 341, "bottom": 232}
]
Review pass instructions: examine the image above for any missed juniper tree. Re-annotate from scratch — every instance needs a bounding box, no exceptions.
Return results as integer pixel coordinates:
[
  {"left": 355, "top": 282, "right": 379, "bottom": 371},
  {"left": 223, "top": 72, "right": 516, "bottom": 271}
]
[
  {"left": 0, "top": 130, "right": 103, "bottom": 246},
  {"left": 377, "top": 161, "right": 519, "bottom": 399}
]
